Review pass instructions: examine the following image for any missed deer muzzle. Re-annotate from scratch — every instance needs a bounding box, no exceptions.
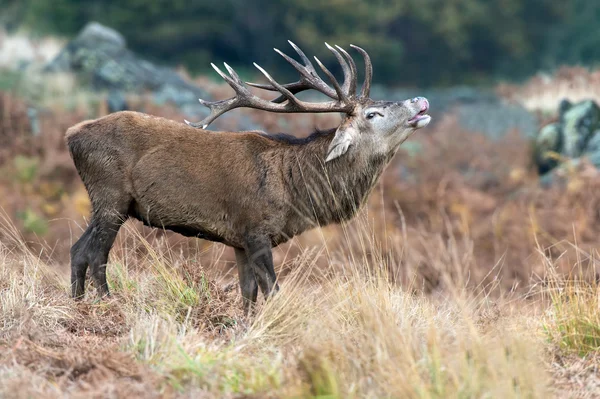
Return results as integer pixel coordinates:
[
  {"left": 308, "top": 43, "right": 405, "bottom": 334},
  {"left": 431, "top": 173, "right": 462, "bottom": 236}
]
[{"left": 407, "top": 97, "right": 431, "bottom": 128}]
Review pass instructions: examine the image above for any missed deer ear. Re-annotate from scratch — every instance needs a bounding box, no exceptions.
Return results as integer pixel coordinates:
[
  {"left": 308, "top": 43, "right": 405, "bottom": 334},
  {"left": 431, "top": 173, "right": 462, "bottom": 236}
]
[{"left": 325, "top": 124, "right": 358, "bottom": 162}]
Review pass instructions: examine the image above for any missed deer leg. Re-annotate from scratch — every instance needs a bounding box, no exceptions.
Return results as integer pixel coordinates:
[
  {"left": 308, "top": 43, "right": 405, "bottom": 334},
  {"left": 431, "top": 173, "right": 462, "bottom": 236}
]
[
  {"left": 235, "top": 248, "right": 258, "bottom": 315},
  {"left": 70, "top": 226, "right": 93, "bottom": 299},
  {"left": 244, "top": 236, "right": 279, "bottom": 299},
  {"left": 87, "top": 214, "right": 124, "bottom": 298},
  {"left": 70, "top": 210, "right": 125, "bottom": 299}
]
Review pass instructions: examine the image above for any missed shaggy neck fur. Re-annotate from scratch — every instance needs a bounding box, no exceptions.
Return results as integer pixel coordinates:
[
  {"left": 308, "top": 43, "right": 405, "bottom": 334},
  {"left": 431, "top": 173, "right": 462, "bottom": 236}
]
[{"left": 278, "top": 128, "right": 394, "bottom": 227}]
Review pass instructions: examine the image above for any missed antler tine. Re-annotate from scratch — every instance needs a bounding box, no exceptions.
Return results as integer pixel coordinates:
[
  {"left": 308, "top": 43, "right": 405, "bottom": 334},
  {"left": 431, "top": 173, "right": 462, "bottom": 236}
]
[
  {"left": 243, "top": 43, "right": 371, "bottom": 103},
  {"left": 334, "top": 45, "right": 358, "bottom": 97},
  {"left": 287, "top": 40, "right": 315, "bottom": 71},
  {"left": 211, "top": 63, "right": 246, "bottom": 95},
  {"left": 248, "top": 40, "right": 324, "bottom": 104},
  {"left": 185, "top": 96, "right": 240, "bottom": 129},
  {"left": 253, "top": 63, "right": 303, "bottom": 107},
  {"left": 272, "top": 46, "right": 339, "bottom": 100},
  {"left": 246, "top": 45, "right": 340, "bottom": 103},
  {"left": 325, "top": 43, "right": 353, "bottom": 98},
  {"left": 350, "top": 44, "right": 372, "bottom": 98},
  {"left": 313, "top": 56, "right": 347, "bottom": 103},
  {"left": 274, "top": 48, "right": 310, "bottom": 78},
  {"left": 224, "top": 62, "right": 243, "bottom": 85},
  {"left": 185, "top": 63, "right": 251, "bottom": 128},
  {"left": 268, "top": 46, "right": 338, "bottom": 103},
  {"left": 246, "top": 81, "right": 311, "bottom": 104}
]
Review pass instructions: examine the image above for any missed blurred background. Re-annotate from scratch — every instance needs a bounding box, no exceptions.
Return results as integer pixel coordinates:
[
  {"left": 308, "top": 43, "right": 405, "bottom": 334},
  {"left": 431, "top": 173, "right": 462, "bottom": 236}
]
[
  {"left": 2, "top": 0, "right": 600, "bottom": 293},
  {"left": 3, "top": 0, "right": 598, "bottom": 87}
]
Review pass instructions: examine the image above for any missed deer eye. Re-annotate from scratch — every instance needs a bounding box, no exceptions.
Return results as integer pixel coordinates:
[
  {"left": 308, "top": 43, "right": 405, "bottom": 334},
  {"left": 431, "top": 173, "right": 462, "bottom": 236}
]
[{"left": 366, "top": 111, "right": 382, "bottom": 120}]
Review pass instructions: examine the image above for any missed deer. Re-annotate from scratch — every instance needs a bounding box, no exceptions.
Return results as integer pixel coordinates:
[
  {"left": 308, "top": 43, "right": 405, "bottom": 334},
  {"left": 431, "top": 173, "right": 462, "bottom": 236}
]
[{"left": 66, "top": 41, "right": 431, "bottom": 313}]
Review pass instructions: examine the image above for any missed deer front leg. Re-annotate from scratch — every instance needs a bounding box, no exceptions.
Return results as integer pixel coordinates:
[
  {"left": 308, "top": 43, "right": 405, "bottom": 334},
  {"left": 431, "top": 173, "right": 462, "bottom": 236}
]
[
  {"left": 244, "top": 236, "right": 279, "bottom": 300},
  {"left": 235, "top": 248, "right": 258, "bottom": 315}
]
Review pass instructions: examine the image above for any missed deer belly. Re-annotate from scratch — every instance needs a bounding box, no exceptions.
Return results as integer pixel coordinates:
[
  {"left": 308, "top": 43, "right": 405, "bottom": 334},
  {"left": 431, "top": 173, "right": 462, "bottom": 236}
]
[
  {"left": 128, "top": 170, "right": 238, "bottom": 245},
  {"left": 128, "top": 199, "right": 235, "bottom": 243}
]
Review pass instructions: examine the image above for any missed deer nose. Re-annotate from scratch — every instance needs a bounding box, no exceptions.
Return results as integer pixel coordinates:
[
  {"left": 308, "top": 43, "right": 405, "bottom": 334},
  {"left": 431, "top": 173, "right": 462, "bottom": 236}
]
[{"left": 410, "top": 96, "right": 429, "bottom": 111}]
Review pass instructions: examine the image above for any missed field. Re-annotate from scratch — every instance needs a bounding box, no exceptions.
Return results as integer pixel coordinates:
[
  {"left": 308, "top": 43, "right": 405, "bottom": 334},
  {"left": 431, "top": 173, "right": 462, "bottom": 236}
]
[{"left": 2, "top": 67, "right": 600, "bottom": 398}]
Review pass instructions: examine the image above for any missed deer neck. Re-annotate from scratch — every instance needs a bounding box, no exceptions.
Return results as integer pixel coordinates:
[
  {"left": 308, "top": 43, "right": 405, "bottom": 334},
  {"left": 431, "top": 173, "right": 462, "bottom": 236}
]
[{"left": 282, "top": 129, "right": 392, "bottom": 227}]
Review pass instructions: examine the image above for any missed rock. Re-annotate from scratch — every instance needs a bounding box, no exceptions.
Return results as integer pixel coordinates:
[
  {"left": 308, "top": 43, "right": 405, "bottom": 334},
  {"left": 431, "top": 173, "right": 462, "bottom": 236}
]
[
  {"left": 44, "top": 22, "right": 210, "bottom": 111},
  {"left": 533, "top": 99, "right": 600, "bottom": 180},
  {"left": 561, "top": 100, "right": 600, "bottom": 158},
  {"left": 533, "top": 123, "right": 562, "bottom": 174},
  {"left": 45, "top": 22, "right": 126, "bottom": 73},
  {"left": 583, "top": 130, "right": 600, "bottom": 168},
  {"left": 558, "top": 99, "right": 572, "bottom": 123},
  {"left": 75, "top": 22, "right": 126, "bottom": 50}
]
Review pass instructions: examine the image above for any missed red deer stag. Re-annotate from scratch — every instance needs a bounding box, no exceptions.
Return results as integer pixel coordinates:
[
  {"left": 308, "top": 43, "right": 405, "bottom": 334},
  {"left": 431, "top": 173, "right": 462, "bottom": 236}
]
[{"left": 66, "top": 42, "right": 431, "bottom": 313}]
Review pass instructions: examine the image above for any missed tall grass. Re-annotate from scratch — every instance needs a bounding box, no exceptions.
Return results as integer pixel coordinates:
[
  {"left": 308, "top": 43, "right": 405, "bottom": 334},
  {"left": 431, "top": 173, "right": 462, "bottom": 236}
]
[
  {"left": 542, "top": 246, "right": 600, "bottom": 356},
  {"left": 0, "top": 209, "right": 562, "bottom": 398}
]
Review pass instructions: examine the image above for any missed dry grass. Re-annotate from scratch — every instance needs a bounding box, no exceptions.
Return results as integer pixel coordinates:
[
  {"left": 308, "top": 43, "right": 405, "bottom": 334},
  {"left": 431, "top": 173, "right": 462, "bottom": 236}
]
[
  {"left": 542, "top": 249, "right": 600, "bottom": 357},
  {"left": 0, "top": 215, "right": 529, "bottom": 397},
  {"left": 1, "top": 203, "right": 599, "bottom": 398}
]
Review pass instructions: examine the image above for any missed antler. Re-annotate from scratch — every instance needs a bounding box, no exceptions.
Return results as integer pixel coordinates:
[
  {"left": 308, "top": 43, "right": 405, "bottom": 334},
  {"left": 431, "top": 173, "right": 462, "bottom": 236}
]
[
  {"left": 350, "top": 44, "right": 372, "bottom": 98},
  {"left": 247, "top": 42, "right": 373, "bottom": 103},
  {"left": 185, "top": 41, "right": 373, "bottom": 129}
]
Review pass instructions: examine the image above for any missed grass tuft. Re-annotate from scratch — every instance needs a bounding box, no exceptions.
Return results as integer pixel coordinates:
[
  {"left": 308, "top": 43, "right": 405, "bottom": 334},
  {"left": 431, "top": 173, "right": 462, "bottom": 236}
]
[{"left": 545, "top": 277, "right": 600, "bottom": 356}]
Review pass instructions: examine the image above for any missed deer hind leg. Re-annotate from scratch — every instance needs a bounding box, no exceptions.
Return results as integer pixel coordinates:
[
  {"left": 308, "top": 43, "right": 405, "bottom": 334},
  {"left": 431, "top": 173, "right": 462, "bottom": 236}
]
[
  {"left": 70, "top": 208, "right": 127, "bottom": 299},
  {"left": 87, "top": 212, "right": 125, "bottom": 298},
  {"left": 71, "top": 226, "right": 92, "bottom": 299},
  {"left": 244, "top": 236, "right": 280, "bottom": 300},
  {"left": 235, "top": 248, "right": 258, "bottom": 315}
]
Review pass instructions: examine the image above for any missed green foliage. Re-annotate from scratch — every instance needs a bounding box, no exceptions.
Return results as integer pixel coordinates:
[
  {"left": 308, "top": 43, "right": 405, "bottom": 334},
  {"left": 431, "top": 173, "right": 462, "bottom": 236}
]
[
  {"left": 0, "top": 0, "right": 30, "bottom": 32},
  {"left": 5, "top": 0, "right": 599, "bottom": 86},
  {"left": 543, "top": 0, "right": 600, "bottom": 69},
  {"left": 301, "top": 357, "right": 340, "bottom": 399},
  {"left": 107, "top": 261, "right": 139, "bottom": 295},
  {"left": 13, "top": 155, "right": 38, "bottom": 183},
  {"left": 150, "top": 258, "right": 210, "bottom": 320},
  {"left": 545, "top": 279, "right": 600, "bottom": 356},
  {"left": 0, "top": 70, "right": 23, "bottom": 91},
  {"left": 17, "top": 208, "right": 48, "bottom": 235}
]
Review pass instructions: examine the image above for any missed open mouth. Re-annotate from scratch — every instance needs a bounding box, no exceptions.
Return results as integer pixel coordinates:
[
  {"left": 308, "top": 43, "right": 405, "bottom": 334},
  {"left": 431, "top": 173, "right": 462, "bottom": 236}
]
[{"left": 408, "top": 104, "right": 431, "bottom": 127}]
